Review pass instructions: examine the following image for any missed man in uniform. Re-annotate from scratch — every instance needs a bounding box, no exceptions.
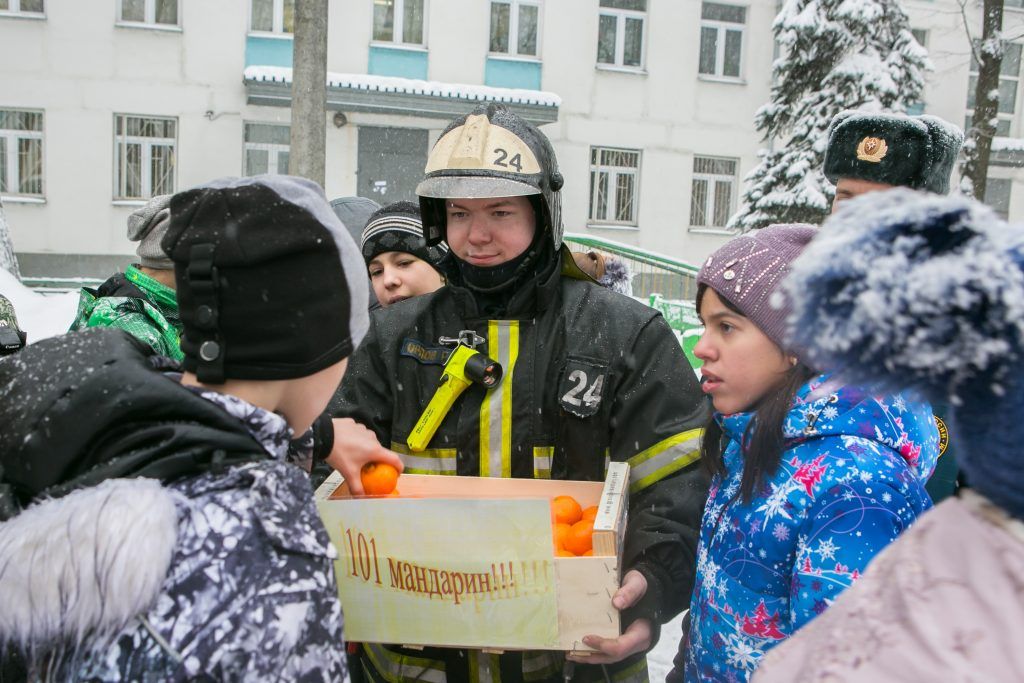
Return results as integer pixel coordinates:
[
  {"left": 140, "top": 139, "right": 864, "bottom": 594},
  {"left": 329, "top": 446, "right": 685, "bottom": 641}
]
[
  {"left": 327, "top": 103, "right": 709, "bottom": 683},
  {"left": 823, "top": 110, "right": 964, "bottom": 501}
]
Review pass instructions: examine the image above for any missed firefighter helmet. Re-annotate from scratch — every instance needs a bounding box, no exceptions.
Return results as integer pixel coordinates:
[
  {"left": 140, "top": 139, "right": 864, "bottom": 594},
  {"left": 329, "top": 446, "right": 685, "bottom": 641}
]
[{"left": 416, "top": 104, "right": 565, "bottom": 249}]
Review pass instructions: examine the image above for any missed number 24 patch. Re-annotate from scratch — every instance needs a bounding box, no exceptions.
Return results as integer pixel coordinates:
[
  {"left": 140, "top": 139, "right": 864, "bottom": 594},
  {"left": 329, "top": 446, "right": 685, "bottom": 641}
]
[{"left": 559, "top": 359, "right": 607, "bottom": 417}]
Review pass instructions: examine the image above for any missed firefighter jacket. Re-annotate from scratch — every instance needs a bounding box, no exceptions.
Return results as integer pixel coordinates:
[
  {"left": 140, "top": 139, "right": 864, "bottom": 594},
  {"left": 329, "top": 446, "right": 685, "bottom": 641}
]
[{"left": 329, "top": 247, "right": 710, "bottom": 683}]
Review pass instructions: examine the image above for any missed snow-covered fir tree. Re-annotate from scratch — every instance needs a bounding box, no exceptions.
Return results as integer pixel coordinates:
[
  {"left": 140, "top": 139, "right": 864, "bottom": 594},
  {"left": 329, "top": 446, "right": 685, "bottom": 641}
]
[
  {"left": 730, "top": 0, "right": 930, "bottom": 230},
  {"left": 0, "top": 198, "right": 20, "bottom": 279}
]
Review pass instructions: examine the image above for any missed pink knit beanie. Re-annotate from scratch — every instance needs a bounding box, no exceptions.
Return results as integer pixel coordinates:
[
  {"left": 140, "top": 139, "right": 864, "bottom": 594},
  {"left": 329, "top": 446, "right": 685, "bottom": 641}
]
[{"left": 697, "top": 224, "right": 817, "bottom": 349}]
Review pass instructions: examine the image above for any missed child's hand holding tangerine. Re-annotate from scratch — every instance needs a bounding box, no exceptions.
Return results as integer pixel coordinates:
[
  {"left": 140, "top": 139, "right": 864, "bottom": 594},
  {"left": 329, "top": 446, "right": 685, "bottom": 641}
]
[{"left": 361, "top": 461, "right": 400, "bottom": 496}]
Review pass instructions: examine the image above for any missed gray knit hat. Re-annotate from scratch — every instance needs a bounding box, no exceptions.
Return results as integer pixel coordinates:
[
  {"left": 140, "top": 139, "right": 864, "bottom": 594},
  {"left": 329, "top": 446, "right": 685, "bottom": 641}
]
[
  {"left": 127, "top": 194, "right": 173, "bottom": 270},
  {"left": 697, "top": 224, "right": 817, "bottom": 350}
]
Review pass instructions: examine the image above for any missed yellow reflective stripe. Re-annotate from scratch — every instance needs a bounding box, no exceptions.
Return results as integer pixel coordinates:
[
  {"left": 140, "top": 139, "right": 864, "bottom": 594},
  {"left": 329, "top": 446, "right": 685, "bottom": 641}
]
[
  {"left": 479, "top": 321, "right": 496, "bottom": 477},
  {"left": 390, "top": 442, "right": 457, "bottom": 475},
  {"left": 362, "top": 643, "right": 447, "bottom": 683},
  {"left": 469, "top": 651, "right": 502, "bottom": 683},
  {"left": 626, "top": 428, "right": 703, "bottom": 493},
  {"left": 533, "top": 446, "right": 553, "bottom": 479},
  {"left": 609, "top": 656, "right": 649, "bottom": 683},
  {"left": 480, "top": 321, "right": 516, "bottom": 478},
  {"left": 522, "top": 650, "right": 563, "bottom": 680},
  {"left": 501, "top": 321, "right": 519, "bottom": 479}
]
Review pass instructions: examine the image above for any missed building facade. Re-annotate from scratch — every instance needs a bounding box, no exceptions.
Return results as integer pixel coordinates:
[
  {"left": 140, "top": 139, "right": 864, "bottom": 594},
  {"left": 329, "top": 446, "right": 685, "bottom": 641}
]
[{"left": 0, "top": 0, "right": 1020, "bottom": 278}]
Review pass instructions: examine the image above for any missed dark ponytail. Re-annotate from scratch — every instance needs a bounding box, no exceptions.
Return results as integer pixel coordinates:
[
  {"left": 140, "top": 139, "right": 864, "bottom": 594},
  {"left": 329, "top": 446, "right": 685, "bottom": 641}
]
[{"left": 697, "top": 284, "right": 817, "bottom": 504}]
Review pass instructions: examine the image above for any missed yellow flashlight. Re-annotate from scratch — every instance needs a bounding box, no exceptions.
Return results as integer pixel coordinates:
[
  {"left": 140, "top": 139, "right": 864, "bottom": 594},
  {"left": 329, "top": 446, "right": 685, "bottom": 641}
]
[{"left": 407, "top": 343, "right": 503, "bottom": 453}]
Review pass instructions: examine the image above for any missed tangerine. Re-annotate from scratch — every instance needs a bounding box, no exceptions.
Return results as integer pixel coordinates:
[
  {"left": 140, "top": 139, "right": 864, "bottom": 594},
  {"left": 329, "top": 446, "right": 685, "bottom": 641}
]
[
  {"left": 361, "top": 462, "right": 399, "bottom": 495},
  {"left": 564, "top": 519, "right": 594, "bottom": 556},
  {"left": 581, "top": 505, "right": 599, "bottom": 522},
  {"left": 552, "top": 495, "right": 583, "bottom": 525},
  {"left": 581, "top": 549, "right": 594, "bottom": 556},
  {"left": 552, "top": 522, "right": 571, "bottom": 551},
  {"left": 556, "top": 549, "right": 576, "bottom": 557}
]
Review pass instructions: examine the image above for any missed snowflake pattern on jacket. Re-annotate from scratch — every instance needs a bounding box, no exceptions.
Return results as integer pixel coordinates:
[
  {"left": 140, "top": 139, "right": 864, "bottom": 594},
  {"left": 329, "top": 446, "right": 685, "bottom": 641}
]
[
  {"left": 683, "top": 375, "right": 938, "bottom": 683},
  {"left": 73, "top": 388, "right": 348, "bottom": 683}
]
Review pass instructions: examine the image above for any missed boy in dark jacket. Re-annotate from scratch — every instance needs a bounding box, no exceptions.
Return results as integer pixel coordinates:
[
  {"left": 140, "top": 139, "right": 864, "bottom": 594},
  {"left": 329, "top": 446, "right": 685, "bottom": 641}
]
[{"left": 0, "top": 175, "right": 367, "bottom": 681}]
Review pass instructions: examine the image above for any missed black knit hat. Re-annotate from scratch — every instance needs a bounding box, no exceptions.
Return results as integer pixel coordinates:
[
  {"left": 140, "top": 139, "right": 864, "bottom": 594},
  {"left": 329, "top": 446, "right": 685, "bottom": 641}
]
[
  {"left": 162, "top": 175, "right": 369, "bottom": 384},
  {"left": 360, "top": 201, "right": 448, "bottom": 269},
  {"left": 823, "top": 111, "right": 963, "bottom": 194}
]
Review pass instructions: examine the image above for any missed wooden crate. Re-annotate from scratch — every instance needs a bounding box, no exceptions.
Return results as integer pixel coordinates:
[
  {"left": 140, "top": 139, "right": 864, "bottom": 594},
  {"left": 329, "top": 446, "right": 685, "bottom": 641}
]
[{"left": 315, "top": 462, "right": 630, "bottom": 652}]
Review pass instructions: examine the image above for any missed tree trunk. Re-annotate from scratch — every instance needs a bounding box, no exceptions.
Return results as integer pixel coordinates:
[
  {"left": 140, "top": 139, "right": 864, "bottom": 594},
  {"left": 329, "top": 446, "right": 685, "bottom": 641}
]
[
  {"left": 289, "top": 0, "right": 328, "bottom": 187},
  {"left": 0, "top": 198, "right": 21, "bottom": 279},
  {"left": 963, "top": 0, "right": 1004, "bottom": 200}
]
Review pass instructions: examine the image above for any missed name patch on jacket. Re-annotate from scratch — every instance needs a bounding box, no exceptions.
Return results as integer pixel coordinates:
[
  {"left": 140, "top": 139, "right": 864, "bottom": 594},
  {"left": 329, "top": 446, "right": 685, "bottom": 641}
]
[
  {"left": 400, "top": 338, "right": 449, "bottom": 366},
  {"left": 559, "top": 358, "right": 607, "bottom": 417}
]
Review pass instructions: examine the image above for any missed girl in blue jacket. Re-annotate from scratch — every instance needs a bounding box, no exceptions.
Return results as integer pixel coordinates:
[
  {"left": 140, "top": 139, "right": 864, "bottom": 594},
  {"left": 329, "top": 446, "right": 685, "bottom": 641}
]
[{"left": 675, "top": 224, "right": 939, "bottom": 682}]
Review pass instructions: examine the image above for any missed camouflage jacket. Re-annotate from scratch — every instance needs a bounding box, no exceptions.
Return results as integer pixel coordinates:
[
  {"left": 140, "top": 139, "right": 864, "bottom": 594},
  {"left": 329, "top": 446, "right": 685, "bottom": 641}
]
[
  {"left": 69, "top": 264, "right": 183, "bottom": 359},
  {"left": 0, "top": 330, "right": 347, "bottom": 682}
]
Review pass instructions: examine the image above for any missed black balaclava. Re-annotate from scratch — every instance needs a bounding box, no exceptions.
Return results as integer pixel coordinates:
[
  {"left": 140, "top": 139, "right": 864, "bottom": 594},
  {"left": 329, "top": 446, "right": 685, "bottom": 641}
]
[{"left": 449, "top": 196, "right": 556, "bottom": 316}]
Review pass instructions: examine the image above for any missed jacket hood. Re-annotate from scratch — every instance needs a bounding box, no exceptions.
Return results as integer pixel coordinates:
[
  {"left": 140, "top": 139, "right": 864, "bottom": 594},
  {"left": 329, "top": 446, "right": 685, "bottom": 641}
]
[
  {"left": 0, "top": 327, "right": 266, "bottom": 517},
  {"left": 719, "top": 374, "right": 939, "bottom": 483}
]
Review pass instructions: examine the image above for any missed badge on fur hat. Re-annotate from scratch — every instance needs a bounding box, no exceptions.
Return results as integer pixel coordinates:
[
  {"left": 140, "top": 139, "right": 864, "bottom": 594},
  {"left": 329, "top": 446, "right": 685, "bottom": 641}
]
[{"left": 856, "top": 136, "right": 888, "bottom": 163}]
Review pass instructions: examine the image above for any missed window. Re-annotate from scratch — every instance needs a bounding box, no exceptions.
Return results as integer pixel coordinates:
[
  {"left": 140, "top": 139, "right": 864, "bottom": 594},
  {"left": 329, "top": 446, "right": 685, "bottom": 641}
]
[
  {"left": 119, "top": 0, "right": 178, "bottom": 26},
  {"left": 966, "top": 41, "right": 1021, "bottom": 137},
  {"left": 698, "top": 2, "right": 746, "bottom": 79},
  {"left": 114, "top": 114, "right": 176, "bottom": 200},
  {"left": 373, "top": 0, "right": 425, "bottom": 46},
  {"left": 0, "top": 109, "right": 43, "bottom": 197},
  {"left": 0, "top": 0, "right": 44, "bottom": 15},
  {"left": 690, "top": 156, "right": 738, "bottom": 228},
  {"left": 244, "top": 123, "right": 290, "bottom": 176},
  {"left": 490, "top": 0, "right": 539, "bottom": 57},
  {"left": 589, "top": 147, "right": 641, "bottom": 226},
  {"left": 251, "top": 0, "right": 294, "bottom": 34},
  {"left": 985, "top": 178, "right": 1012, "bottom": 219},
  {"left": 907, "top": 29, "right": 928, "bottom": 114},
  {"left": 597, "top": 0, "right": 646, "bottom": 69}
]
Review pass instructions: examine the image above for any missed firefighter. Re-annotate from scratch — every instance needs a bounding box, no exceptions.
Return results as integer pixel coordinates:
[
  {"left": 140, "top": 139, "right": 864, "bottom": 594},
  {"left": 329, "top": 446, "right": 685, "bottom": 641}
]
[{"left": 326, "top": 104, "right": 709, "bottom": 683}]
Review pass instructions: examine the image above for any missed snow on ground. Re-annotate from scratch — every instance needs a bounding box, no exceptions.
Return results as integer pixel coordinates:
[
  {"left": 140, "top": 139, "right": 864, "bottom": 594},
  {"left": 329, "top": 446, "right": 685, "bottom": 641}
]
[
  {"left": 648, "top": 611, "right": 684, "bottom": 680},
  {"left": 0, "top": 268, "right": 78, "bottom": 343}
]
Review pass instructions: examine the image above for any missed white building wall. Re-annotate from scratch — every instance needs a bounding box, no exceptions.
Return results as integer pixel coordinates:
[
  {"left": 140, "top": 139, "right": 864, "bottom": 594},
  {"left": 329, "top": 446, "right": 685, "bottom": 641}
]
[{"left": 1, "top": 0, "right": 1020, "bottom": 275}]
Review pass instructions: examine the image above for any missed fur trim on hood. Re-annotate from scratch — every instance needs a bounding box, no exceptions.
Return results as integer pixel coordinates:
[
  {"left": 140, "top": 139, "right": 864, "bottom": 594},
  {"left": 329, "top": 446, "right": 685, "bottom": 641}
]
[
  {"left": 599, "top": 256, "right": 633, "bottom": 296},
  {"left": 0, "top": 478, "right": 178, "bottom": 652}
]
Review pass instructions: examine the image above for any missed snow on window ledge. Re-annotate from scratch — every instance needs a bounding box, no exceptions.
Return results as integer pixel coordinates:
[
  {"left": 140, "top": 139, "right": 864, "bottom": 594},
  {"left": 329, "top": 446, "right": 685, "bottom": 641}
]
[
  {"left": 688, "top": 226, "right": 737, "bottom": 236},
  {"left": 115, "top": 21, "right": 182, "bottom": 32},
  {"left": 697, "top": 75, "right": 746, "bottom": 86},
  {"left": 992, "top": 136, "right": 1024, "bottom": 152},
  {"left": 586, "top": 222, "right": 640, "bottom": 232},
  {"left": 595, "top": 64, "right": 647, "bottom": 76},
  {"left": 247, "top": 31, "right": 293, "bottom": 40},
  {"left": 0, "top": 11, "right": 46, "bottom": 20},
  {"left": 112, "top": 199, "right": 148, "bottom": 207},
  {"left": 370, "top": 41, "right": 428, "bottom": 53},
  {"left": 1, "top": 195, "right": 46, "bottom": 204},
  {"left": 488, "top": 53, "right": 542, "bottom": 64}
]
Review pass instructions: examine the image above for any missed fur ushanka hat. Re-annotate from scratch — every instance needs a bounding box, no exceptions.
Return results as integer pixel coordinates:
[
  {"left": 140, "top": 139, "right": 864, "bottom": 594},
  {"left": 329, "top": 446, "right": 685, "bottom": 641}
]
[
  {"left": 823, "top": 112, "right": 964, "bottom": 195},
  {"left": 785, "top": 188, "right": 1024, "bottom": 520}
]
